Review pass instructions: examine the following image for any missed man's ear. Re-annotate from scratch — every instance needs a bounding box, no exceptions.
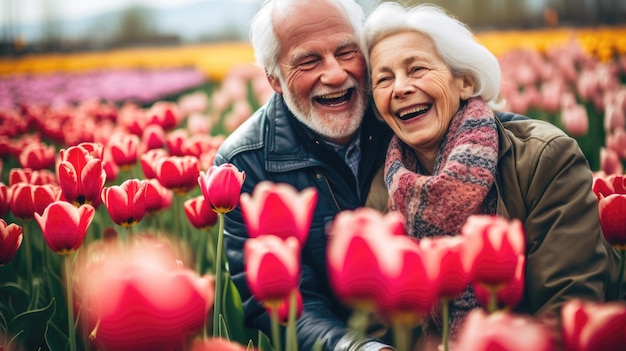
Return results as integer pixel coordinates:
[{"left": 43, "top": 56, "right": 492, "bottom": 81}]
[{"left": 267, "top": 73, "right": 283, "bottom": 95}]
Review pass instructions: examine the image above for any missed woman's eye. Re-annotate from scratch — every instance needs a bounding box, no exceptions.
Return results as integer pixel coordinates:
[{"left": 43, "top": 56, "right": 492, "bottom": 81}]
[{"left": 410, "top": 66, "right": 423, "bottom": 74}]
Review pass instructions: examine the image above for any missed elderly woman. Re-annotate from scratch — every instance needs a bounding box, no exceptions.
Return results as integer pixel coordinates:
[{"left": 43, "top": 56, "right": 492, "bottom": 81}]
[{"left": 363, "top": 1, "right": 620, "bottom": 342}]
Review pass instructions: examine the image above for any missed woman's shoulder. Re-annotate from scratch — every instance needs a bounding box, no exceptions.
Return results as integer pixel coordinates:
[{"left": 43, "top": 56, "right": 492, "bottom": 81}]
[{"left": 497, "top": 114, "right": 570, "bottom": 144}]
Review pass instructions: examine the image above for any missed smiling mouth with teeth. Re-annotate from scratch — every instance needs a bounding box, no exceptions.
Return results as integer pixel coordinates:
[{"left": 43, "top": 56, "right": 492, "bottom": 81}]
[
  {"left": 315, "top": 88, "right": 354, "bottom": 106},
  {"left": 397, "top": 104, "right": 431, "bottom": 121}
]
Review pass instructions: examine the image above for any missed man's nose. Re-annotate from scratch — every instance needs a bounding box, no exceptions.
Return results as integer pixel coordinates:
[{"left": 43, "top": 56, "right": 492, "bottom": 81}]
[{"left": 320, "top": 57, "right": 348, "bottom": 86}]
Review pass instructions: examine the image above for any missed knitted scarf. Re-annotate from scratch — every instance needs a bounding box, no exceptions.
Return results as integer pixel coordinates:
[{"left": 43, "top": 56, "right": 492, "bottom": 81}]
[{"left": 384, "top": 97, "right": 499, "bottom": 337}]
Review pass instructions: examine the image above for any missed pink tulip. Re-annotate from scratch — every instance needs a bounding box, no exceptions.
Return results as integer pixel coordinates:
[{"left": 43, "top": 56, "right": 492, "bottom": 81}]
[
  {"left": 598, "top": 194, "right": 626, "bottom": 247},
  {"left": 191, "top": 338, "right": 252, "bottom": 351},
  {"left": 140, "top": 148, "right": 168, "bottom": 179},
  {"left": 462, "top": 215, "right": 525, "bottom": 287},
  {"left": 108, "top": 132, "right": 140, "bottom": 170},
  {"left": 0, "top": 219, "right": 23, "bottom": 266},
  {"left": 0, "top": 182, "right": 8, "bottom": 217},
  {"left": 75, "top": 236, "right": 213, "bottom": 351},
  {"left": 560, "top": 103, "right": 589, "bottom": 137},
  {"left": 239, "top": 181, "right": 316, "bottom": 244},
  {"left": 155, "top": 155, "right": 200, "bottom": 194},
  {"left": 454, "top": 309, "right": 555, "bottom": 351},
  {"left": 599, "top": 148, "right": 623, "bottom": 175},
  {"left": 418, "top": 235, "right": 470, "bottom": 300},
  {"left": 9, "top": 168, "right": 58, "bottom": 186},
  {"left": 146, "top": 101, "right": 181, "bottom": 131},
  {"left": 198, "top": 163, "right": 245, "bottom": 214},
  {"left": 58, "top": 144, "right": 106, "bottom": 207},
  {"left": 327, "top": 209, "right": 400, "bottom": 310},
  {"left": 101, "top": 179, "right": 147, "bottom": 227},
  {"left": 245, "top": 235, "right": 300, "bottom": 305},
  {"left": 184, "top": 196, "right": 218, "bottom": 230},
  {"left": 18, "top": 141, "right": 56, "bottom": 170},
  {"left": 9, "top": 183, "right": 59, "bottom": 220},
  {"left": 34, "top": 201, "right": 94, "bottom": 255},
  {"left": 143, "top": 178, "right": 173, "bottom": 214},
  {"left": 473, "top": 254, "right": 526, "bottom": 311},
  {"left": 561, "top": 299, "right": 626, "bottom": 351}
]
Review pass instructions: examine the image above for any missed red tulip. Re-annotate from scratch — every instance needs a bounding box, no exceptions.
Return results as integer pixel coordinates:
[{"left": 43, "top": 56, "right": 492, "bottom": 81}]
[
  {"left": 9, "top": 168, "right": 58, "bottom": 186},
  {"left": 165, "top": 128, "right": 188, "bottom": 156},
  {"left": 191, "top": 338, "right": 252, "bottom": 351},
  {"left": 375, "top": 235, "right": 439, "bottom": 325},
  {"left": 592, "top": 173, "right": 626, "bottom": 198},
  {"left": 462, "top": 215, "right": 525, "bottom": 287},
  {"left": 244, "top": 235, "right": 300, "bottom": 305},
  {"left": 9, "top": 183, "right": 59, "bottom": 220},
  {"left": 474, "top": 254, "right": 526, "bottom": 311},
  {"left": 140, "top": 148, "right": 168, "bottom": 179},
  {"left": 598, "top": 194, "right": 626, "bottom": 247},
  {"left": 269, "top": 289, "right": 303, "bottom": 325},
  {"left": 327, "top": 208, "right": 407, "bottom": 310},
  {"left": 198, "top": 163, "right": 245, "bottom": 214},
  {"left": 18, "top": 141, "right": 56, "bottom": 170},
  {"left": 75, "top": 237, "right": 213, "bottom": 351},
  {"left": 0, "top": 219, "right": 23, "bottom": 266},
  {"left": 58, "top": 144, "right": 106, "bottom": 207},
  {"left": 108, "top": 132, "right": 140, "bottom": 170},
  {"left": 143, "top": 178, "right": 173, "bottom": 214},
  {"left": 418, "top": 235, "right": 470, "bottom": 300},
  {"left": 34, "top": 201, "right": 95, "bottom": 255},
  {"left": 101, "top": 179, "right": 147, "bottom": 227},
  {"left": 561, "top": 299, "right": 626, "bottom": 351},
  {"left": 141, "top": 124, "right": 166, "bottom": 152},
  {"left": 239, "top": 181, "right": 316, "bottom": 244},
  {"left": 184, "top": 195, "right": 218, "bottom": 230},
  {"left": 155, "top": 155, "right": 200, "bottom": 194},
  {"left": 0, "top": 182, "right": 8, "bottom": 217},
  {"left": 146, "top": 101, "right": 181, "bottom": 131},
  {"left": 454, "top": 309, "right": 555, "bottom": 351}
]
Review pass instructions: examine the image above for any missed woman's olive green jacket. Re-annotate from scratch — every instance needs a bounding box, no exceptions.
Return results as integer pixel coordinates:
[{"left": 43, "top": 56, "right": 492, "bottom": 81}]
[{"left": 367, "top": 113, "right": 623, "bottom": 316}]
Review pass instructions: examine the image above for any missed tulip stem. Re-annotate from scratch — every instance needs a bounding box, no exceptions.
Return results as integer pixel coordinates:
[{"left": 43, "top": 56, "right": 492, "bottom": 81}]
[
  {"left": 269, "top": 304, "right": 282, "bottom": 351},
  {"left": 65, "top": 254, "right": 77, "bottom": 351},
  {"left": 212, "top": 213, "right": 225, "bottom": 337},
  {"left": 393, "top": 324, "right": 409, "bottom": 351},
  {"left": 287, "top": 289, "right": 298, "bottom": 351},
  {"left": 24, "top": 220, "right": 34, "bottom": 293},
  {"left": 488, "top": 285, "right": 498, "bottom": 313},
  {"left": 618, "top": 249, "right": 625, "bottom": 299},
  {"left": 442, "top": 298, "right": 450, "bottom": 351}
]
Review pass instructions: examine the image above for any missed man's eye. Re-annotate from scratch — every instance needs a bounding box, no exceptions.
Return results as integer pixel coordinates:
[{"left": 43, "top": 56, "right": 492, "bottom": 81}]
[
  {"left": 337, "top": 50, "right": 358, "bottom": 59},
  {"left": 297, "top": 59, "right": 318, "bottom": 70}
]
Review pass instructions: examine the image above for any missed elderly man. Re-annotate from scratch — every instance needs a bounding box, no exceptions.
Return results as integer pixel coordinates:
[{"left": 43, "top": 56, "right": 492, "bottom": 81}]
[{"left": 214, "top": 0, "right": 394, "bottom": 350}]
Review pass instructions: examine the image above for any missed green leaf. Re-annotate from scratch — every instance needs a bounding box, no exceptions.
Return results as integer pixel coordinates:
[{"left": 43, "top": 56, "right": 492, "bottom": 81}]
[
  {"left": 7, "top": 298, "right": 56, "bottom": 351},
  {"left": 0, "top": 282, "right": 30, "bottom": 317},
  {"left": 45, "top": 320, "right": 72, "bottom": 351},
  {"left": 221, "top": 275, "right": 262, "bottom": 346}
]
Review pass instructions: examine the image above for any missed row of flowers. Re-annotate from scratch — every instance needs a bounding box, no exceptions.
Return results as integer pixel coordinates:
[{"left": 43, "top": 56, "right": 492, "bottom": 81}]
[{"left": 1, "top": 150, "right": 625, "bottom": 350}]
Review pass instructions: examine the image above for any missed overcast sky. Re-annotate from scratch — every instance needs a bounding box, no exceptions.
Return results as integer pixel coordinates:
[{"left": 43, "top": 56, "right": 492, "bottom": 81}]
[{"left": 2, "top": 0, "right": 262, "bottom": 26}]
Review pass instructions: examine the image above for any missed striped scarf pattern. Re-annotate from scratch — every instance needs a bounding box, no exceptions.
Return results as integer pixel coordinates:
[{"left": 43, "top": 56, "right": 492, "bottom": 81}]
[{"left": 384, "top": 97, "right": 500, "bottom": 337}]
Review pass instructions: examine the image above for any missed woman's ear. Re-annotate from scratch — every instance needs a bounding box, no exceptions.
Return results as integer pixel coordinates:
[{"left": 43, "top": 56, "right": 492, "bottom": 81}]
[
  {"left": 458, "top": 75, "right": 475, "bottom": 100},
  {"left": 267, "top": 73, "right": 283, "bottom": 95}
]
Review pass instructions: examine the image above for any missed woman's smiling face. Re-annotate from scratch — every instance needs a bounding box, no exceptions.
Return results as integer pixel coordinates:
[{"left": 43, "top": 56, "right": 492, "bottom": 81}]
[{"left": 370, "top": 30, "right": 474, "bottom": 155}]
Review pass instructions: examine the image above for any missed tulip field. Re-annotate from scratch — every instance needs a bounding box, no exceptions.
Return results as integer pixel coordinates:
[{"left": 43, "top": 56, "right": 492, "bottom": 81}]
[{"left": 0, "top": 26, "right": 626, "bottom": 351}]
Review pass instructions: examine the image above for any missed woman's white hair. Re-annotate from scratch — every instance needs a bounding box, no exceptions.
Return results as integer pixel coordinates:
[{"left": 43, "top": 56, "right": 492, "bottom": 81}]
[
  {"left": 250, "top": 0, "right": 366, "bottom": 79},
  {"left": 363, "top": 2, "right": 502, "bottom": 107}
]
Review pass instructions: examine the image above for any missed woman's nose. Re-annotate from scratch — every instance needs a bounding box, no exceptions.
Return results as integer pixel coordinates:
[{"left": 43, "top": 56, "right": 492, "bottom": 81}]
[{"left": 393, "top": 77, "right": 416, "bottom": 98}]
